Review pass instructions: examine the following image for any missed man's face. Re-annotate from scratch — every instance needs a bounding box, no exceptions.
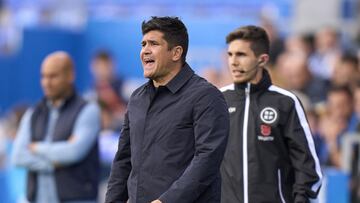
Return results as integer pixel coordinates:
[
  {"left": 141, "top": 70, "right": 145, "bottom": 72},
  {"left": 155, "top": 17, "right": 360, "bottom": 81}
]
[
  {"left": 327, "top": 91, "right": 352, "bottom": 119},
  {"left": 41, "top": 60, "right": 72, "bottom": 101},
  {"left": 227, "top": 39, "right": 260, "bottom": 84},
  {"left": 354, "top": 89, "right": 360, "bottom": 115},
  {"left": 140, "top": 30, "right": 174, "bottom": 81},
  {"left": 332, "top": 61, "right": 357, "bottom": 86},
  {"left": 91, "top": 58, "right": 113, "bottom": 81}
]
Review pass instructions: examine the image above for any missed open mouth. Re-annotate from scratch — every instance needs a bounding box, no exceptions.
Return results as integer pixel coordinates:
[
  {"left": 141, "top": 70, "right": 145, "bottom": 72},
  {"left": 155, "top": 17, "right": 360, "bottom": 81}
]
[
  {"left": 144, "top": 58, "right": 155, "bottom": 65},
  {"left": 232, "top": 70, "right": 245, "bottom": 74}
]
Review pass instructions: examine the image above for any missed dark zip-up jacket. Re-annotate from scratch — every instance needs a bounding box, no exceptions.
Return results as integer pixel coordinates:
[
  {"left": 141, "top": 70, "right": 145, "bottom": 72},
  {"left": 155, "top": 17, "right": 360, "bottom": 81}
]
[
  {"left": 220, "top": 69, "right": 322, "bottom": 203},
  {"left": 106, "top": 64, "right": 229, "bottom": 203}
]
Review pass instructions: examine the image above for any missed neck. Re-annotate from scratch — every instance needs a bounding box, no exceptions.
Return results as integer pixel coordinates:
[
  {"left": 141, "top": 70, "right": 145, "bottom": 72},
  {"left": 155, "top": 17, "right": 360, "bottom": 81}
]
[
  {"left": 153, "top": 63, "right": 182, "bottom": 87},
  {"left": 48, "top": 88, "right": 73, "bottom": 107},
  {"left": 249, "top": 68, "right": 263, "bottom": 84},
  {"left": 50, "top": 99, "right": 64, "bottom": 107}
]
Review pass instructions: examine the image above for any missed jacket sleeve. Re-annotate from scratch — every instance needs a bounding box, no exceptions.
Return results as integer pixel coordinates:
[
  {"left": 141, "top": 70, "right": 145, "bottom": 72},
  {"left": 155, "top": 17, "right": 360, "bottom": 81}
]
[
  {"left": 159, "top": 89, "right": 229, "bottom": 203},
  {"left": 283, "top": 98, "right": 322, "bottom": 202},
  {"left": 11, "top": 109, "right": 54, "bottom": 172},
  {"left": 31, "top": 102, "right": 100, "bottom": 165},
  {"left": 105, "top": 111, "right": 131, "bottom": 203}
]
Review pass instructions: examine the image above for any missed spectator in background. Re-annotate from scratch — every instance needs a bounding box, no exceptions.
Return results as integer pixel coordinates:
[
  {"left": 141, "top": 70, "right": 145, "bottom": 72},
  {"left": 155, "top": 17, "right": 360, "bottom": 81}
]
[
  {"left": 0, "top": 6, "right": 21, "bottom": 55},
  {"left": 200, "top": 66, "right": 222, "bottom": 88},
  {"left": 353, "top": 82, "right": 360, "bottom": 132},
  {"left": 0, "top": 114, "right": 10, "bottom": 203},
  {"left": 331, "top": 53, "right": 360, "bottom": 91},
  {"left": 284, "top": 34, "right": 314, "bottom": 57},
  {"left": 0, "top": 105, "right": 28, "bottom": 203},
  {"left": 307, "top": 108, "right": 328, "bottom": 165},
  {"left": 260, "top": 17, "right": 284, "bottom": 68},
  {"left": 309, "top": 26, "right": 342, "bottom": 80},
  {"left": 269, "top": 33, "right": 315, "bottom": 90},
  {"left": 12, "top": 51, "right": 101, "bottom": 203},
  {"left": 88, "top": 50, "right": 128, "bottom": 202},
  {"left": 318, "top": 85, "right": 355, "bottom": 167},
  {"left": 89, "top": 50, "right": 127, "bottom": 132},
  {"left": 349, "top": 81, "right": 360, "bottom": 203},
  {"left": 276, "top": 51, "right": 329, "bottom": 104}
]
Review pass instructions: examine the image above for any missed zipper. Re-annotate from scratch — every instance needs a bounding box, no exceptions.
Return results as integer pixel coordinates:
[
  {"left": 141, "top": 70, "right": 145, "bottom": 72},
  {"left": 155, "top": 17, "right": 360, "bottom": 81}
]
[
  {"left": 278, "top": 169, "right": 286, "bottom": 203},
  {"left": 243, "top": 83, "right": 251, "bottom": 203}
]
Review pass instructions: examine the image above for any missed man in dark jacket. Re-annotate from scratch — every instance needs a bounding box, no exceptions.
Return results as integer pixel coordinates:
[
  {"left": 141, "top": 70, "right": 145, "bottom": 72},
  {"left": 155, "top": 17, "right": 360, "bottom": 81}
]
[
  {"left": 220, "top": 25, "right": 322, "bottom": 203},
  {"left": 105, "top": 16, "right": 229, "bottom": 203}
]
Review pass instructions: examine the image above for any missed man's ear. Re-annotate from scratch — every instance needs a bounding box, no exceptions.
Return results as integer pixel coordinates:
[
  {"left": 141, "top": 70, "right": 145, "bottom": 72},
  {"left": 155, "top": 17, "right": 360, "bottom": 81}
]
[
  {"left": 172, "top": 46, "right": 183, "bottom": 62},
  {"left": 258, "top": 54, "right": 270, "bottom": 66}
]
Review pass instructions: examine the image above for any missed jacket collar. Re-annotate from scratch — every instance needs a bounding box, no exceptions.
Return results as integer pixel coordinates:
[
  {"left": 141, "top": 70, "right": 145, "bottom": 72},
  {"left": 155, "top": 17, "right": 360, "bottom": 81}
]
[
  {"left": 235, "top": 68, "right": 272, "bottom": 92},
  {"left": 147, "top": 63, "right": 194, "bottom": 94},
  {"left": 42, "top": 88, "right": 77, "bottom": 111}
]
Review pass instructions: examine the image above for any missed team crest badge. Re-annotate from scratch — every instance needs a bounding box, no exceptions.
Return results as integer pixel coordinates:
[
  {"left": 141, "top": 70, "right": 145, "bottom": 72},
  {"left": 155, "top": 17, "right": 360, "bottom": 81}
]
[
  {"left": 260, "top": 124, "right": 271, "bottom": 136},
  {"left": 260, "top": 107, "right": 278, "bottom": 124}
]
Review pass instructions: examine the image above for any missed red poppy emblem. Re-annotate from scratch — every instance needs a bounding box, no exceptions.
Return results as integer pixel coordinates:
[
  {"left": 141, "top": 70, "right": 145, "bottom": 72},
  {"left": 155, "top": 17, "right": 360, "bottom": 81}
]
[{"left": 261, "top": 124, "right": 271, "bottom": 136}]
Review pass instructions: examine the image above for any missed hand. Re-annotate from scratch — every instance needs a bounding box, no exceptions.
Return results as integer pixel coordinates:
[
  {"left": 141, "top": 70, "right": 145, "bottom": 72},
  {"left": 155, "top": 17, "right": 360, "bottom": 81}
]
[
  {"left": 151, "top": 200, "right": 162, "bottom": 203},
  {"left": 28, "top": 142, "right": 38, "bottom": 153},
  {"left": 68, "top": 135, "right": 76, "bottom": 143}
]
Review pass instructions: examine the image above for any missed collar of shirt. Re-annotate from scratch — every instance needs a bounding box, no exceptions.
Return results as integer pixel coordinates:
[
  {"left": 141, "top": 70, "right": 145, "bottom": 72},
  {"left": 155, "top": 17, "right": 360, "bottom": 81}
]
[
  {"left": 147, "top": 63, "right": 195, "bottom": 94},
  {"left": 43, "top": 88, "right": 77, "bottom": 111},
  {"left": 46, "top": 100, "right": 64, "bottom": 110},
  {"left": 234, "top": 68, "right": 272, "bottom": 93}
]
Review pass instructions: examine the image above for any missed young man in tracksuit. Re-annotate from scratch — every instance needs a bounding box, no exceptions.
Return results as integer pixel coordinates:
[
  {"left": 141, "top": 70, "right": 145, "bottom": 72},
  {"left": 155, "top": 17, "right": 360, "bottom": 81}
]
[{"left": 220, "top": 25, "right": 323, "bottom": 203}]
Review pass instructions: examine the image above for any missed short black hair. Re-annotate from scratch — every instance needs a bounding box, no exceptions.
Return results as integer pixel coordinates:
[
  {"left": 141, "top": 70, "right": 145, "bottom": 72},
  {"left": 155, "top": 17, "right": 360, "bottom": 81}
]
[
  {"left": 226, "top": 25, "right": 270, "bottom": 56},
  {"left": 142, "top": 16, "right": 188, "bottom": 64},
  {"left": 328, "top": 85, "right": 352, "bottom": 99}
]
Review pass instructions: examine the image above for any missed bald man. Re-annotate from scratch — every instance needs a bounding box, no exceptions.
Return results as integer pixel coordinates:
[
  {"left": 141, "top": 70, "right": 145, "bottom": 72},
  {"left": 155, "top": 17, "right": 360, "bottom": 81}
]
[{"left": 12, "top": 51, "right": 101, "bottom": 203}]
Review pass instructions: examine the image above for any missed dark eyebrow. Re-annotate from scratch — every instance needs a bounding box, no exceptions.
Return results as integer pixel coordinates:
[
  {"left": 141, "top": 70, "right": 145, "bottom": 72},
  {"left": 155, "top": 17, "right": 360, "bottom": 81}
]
[
  {"left": 228, "top": 51, "right": 246, "bottom": 56},
  {"left": 235, "top": 51, "right": 246, "bottom": 56},
  {"left": 143, "top": 39, "right": 158, "bottom": 43}
]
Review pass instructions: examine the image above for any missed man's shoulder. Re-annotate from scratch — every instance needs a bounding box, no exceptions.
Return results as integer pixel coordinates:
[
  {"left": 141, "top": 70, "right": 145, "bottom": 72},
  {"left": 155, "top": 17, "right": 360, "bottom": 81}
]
[
  {"left": 187, "top": 75, "right": 222, "bottom": 94},
  {"left": 125, "top": 82, "right": 150, "bottom": 107},
  {"left": 219, "top": 84, "right": 235, "bottom": 93},
  {"left": 81, "top": 101, "right": 100, "bottom": 114},
  {"left": 219, "top": 84, "right": 235, "bottom": 101},
  {"left": 266, "top": 85, "right": 300, "bottom": 109},
  {"left": 33, "top": 97, "right": 47, "bottom": 108},
  {"left": 20, "top": 108, "right": 35, "bottom": 123},
  {"left": 267, "top": 85, "right": 297, "bottom": 100},
  {"left": 128, "top": 82, "right": 148, "bottom": 98},
  {"left": 183, "top": 75, "right": 227, "bottom": 106}
]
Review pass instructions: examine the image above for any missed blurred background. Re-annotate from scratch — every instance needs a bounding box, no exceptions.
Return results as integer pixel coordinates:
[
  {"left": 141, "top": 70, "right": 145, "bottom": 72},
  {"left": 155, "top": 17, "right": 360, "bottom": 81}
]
[{"left": 0, "top": 0, "right": 359, "bottom": 203}]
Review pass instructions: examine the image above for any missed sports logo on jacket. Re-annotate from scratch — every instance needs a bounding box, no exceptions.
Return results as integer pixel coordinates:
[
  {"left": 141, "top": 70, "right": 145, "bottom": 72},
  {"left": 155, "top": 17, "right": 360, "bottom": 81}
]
[
  {"left": 258, "top": 124, "right": 274, "bottom": 141},
  {"left": 228, "top": 107, "right": 236, "bottom": 113},
  {"left": 260, "top": 124, "right": 271, "bottom": 136},
  {"left": 260, "top": 107, "right": 278, "bottom": 124},
  {"left": 258, "top": 107, "right": 278, "bottom": 142}
]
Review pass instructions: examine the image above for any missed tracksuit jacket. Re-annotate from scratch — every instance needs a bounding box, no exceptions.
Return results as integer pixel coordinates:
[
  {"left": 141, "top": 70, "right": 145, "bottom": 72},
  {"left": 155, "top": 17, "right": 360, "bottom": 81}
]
[{"left": 220, "top": 69, "right": 322, "bottom": 203}]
